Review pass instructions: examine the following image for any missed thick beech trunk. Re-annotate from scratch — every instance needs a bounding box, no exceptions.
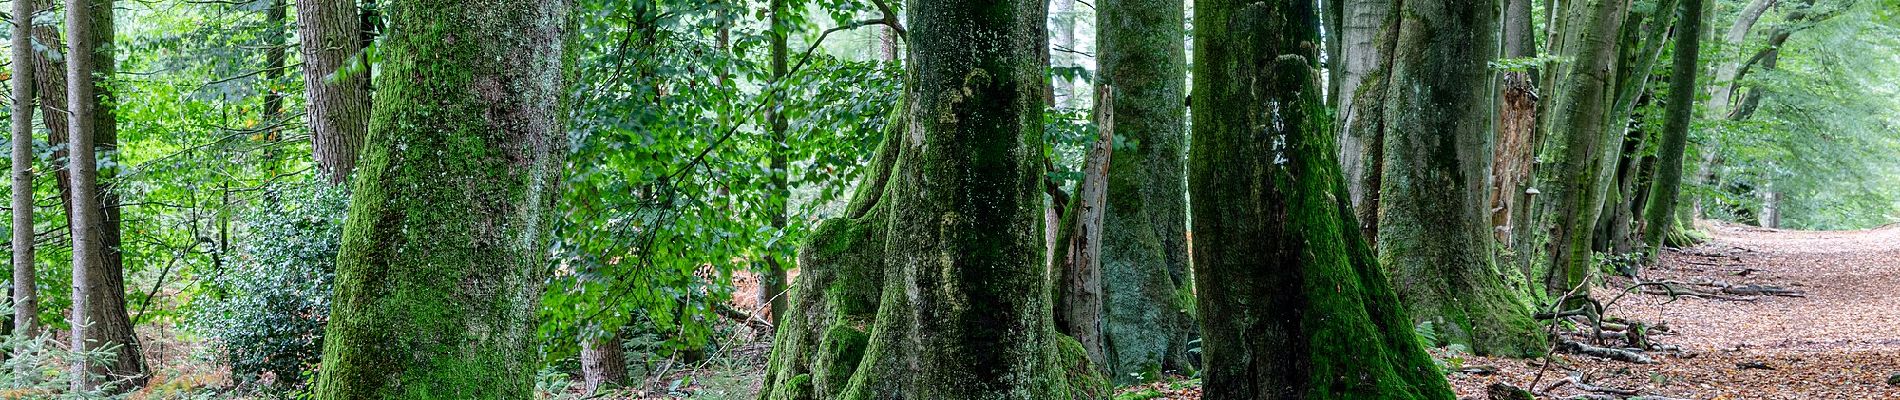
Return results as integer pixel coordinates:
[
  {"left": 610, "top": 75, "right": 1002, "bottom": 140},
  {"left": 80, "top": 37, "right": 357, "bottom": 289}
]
[
  {"left": 1538, "top": 0, "right": 1628, "bottom": 299},
  {"left": 1189, "top": 0, "right": 1452, "bottom": 397},
  {"left": 297, "top": 0, "right": 372, "bottom": 184},
  {"left": 1377, "top": 0, "right": 1543, "bottom": 358},
  {"left": 312, "top": 1, "right": 569, "bottom": 397},
  {"left": 757, "top": 0, "right": 1100, "bottom": 397},
  {"left": 1096, "top": 0, "right": 1195, "bottom": 380},
  {"left": 1334, "top": 0, "right": 1395, "bottom": 246}
]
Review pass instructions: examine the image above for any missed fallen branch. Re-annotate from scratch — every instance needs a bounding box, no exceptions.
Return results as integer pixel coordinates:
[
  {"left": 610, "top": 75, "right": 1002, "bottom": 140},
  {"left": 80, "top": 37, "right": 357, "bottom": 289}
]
[
  {"left": 1557, "top": 339, "right": 1654, "bottom": 363},
  {"left": 715, "top": 303, "right": 774, "bottom": 331}
]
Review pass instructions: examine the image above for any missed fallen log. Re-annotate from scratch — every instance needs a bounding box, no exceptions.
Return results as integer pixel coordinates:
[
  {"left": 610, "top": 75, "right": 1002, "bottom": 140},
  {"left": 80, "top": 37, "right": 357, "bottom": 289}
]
[{"left": 1558, "top": 339, "right": 1655, "bottom": 363}]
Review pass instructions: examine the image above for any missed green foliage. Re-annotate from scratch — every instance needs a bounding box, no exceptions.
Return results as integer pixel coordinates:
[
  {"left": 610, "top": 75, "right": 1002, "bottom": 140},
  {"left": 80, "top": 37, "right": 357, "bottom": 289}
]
[
  {"left": 190, "top": 180, "right": 347, "bottom": 391},
  {"left": 539, "top": 0, "right": 901, "bottom": 367}
]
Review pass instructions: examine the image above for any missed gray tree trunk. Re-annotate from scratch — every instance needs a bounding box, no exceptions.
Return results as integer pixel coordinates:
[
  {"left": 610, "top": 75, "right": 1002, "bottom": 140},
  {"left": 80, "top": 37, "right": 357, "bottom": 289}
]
[
  {"left": 10, "top": 0, "right": 39, "bottom": 341},
  {"left": 1537, "top": 0, "right": 1628, "bottom": 299},
  {"left": 1377, "top": 0, "right": 1543, "bottom": 357},
  {"left": 1095, "top": 0, "right": 1193, "bottom": 381},
  {"left": 1334, "top": 0, "right": 1395, "bottom": 246}
]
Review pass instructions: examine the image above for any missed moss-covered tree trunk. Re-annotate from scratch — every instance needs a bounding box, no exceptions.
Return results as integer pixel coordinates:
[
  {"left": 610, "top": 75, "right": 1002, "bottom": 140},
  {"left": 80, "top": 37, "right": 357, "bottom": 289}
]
[
  {"left": 1591, "top": 0, "right": 1675, "bottom": 256},
  {"left": 1537, "top": 0, "right": 1627, "bottom": 299},
  {"left": 1333, "top": 0, "right": 1395, "bottom": 246},
  {"left": 312, "top": 0, "right": 569, "bottom": 397},
  {"left": 757, "top": 0, "right": 1100, "bottom": 398},
  {"left": 1189, "top": 0, "right": 1452, "bottom": 397},
  {"left": 1643, "top": 0, "right": 1701, "bottom": 262},
  {"left": 1376, "top": 0, "right": 1543, "bottom": 358},
  {"left": 1095, "top": 0, "right": 1195, "bottom": 381}
]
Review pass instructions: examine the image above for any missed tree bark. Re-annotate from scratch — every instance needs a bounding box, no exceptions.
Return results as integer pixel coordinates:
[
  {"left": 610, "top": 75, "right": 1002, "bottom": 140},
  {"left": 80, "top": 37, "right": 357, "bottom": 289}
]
[
  {"left": 11, "top": 0, "right": 39, "bottom": 341},
  {"left": 1591, "top": 0, "right": 1676, "bottom": 256},
  {"left": 1537, "top": 0, "right": 1628, "bottom": 299},
  {"left": 1377, "top": 0, "right": 1543, "bottom": 358},
  {"left": 1052, "top": 87, "right": 1113, "bottom": 372},
  {"left": 1642, "top": 0, "right": 1701, "bottom": 259},
  {"left": 63, "top": 0, "right": 146, "bottom": 388},
  {"left": 1334, "top": 0, "right": 1395, "bottom": 247},
  {"left": 757, "top": 0, "right": 1101, "bottom": 397},
  {"left": 760, "top": 0, "right": 791, "bottom": 328},
  {"left": 1189, "top": 0, "right": 1453, "bottom": 397},
  {"left": 1492, "top": 0, "right": 1539, "bottom": 256},
  {"left": 297, "top": 0, "right": 372, "bottom": 184},
  {"left": 312, "top": 0, "right": 569, "bottom": 397},
  {"left": 578, "top": 330, "right": 628, "bottom": 395},
  {"left": 1096, "top": 0, "right": 1194, "bottom": 381}
]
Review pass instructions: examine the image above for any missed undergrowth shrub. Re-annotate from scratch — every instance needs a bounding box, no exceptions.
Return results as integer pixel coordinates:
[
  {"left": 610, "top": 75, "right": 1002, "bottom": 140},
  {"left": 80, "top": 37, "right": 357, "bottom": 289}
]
[{"left": 190, "top": 181, "right": 347, "bottom": 391}]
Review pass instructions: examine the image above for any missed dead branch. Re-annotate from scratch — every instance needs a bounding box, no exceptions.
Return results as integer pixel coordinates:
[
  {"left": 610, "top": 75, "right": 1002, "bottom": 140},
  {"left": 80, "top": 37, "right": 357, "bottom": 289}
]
[{"left": 1557, "top": 339, "right": 1655, "bottom": 364}]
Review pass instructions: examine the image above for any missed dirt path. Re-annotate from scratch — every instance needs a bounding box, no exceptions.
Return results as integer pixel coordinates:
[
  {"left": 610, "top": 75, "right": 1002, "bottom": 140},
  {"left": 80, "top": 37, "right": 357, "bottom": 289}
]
[{"left": 1451, "top": 223, "right": 1900, "bottom": 399}]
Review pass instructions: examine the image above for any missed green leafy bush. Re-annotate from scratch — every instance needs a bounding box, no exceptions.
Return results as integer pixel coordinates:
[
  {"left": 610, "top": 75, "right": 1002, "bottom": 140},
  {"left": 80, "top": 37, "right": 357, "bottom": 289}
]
[{"left": 190, "top": 181, "right": 347, "bottom": 390}]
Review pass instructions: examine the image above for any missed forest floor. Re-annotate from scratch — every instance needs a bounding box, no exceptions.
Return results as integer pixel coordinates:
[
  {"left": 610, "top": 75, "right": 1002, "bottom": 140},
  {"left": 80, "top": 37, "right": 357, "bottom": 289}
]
[
  {"left": 654, "top": 222, "right": 1900, "bottom": 399},
  {"left": 1447, "top": 222, "right": 1900, "bottom": 399}
]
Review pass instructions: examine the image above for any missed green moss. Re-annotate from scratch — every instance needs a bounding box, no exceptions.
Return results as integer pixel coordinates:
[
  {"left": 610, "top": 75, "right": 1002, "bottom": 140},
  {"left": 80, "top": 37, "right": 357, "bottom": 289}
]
[{"left": 313, "top": 1, "right": 569, "bottom": 398}]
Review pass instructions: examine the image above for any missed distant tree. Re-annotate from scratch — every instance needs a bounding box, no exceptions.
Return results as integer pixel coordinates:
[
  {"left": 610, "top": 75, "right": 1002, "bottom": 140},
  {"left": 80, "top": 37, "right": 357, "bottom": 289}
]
[
  {"left": 312, "top": 0, "right": 570, "bottom": 396},
  {"left": 1645, "top": 0, "right": 1704, "bottom": 262},
  {"left": 1188, "top": 0, "right": 1452, "bottom": 397},
  {"left": 296, "top": 0, "right": 372, "bottom": 184}
]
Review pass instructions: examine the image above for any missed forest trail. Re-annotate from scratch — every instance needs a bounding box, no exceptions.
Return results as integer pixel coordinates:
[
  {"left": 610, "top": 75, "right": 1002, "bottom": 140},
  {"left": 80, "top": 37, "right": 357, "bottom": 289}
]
[{"left": 1451, "top": 223, "right": 1900, "bottom": 399}]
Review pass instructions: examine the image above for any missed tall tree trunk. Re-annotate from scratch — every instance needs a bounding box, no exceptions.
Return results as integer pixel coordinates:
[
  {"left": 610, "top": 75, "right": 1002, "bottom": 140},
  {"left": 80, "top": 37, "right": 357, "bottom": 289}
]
[
  {"left": 758, "top": 0, "right": 791, "bottom": 329},
  {"left": 1334, "top": 0, "right": 1396, "bottom": 247},
  {"left": 757, "top": 0, "right": 1102, "bottom": 397},
  {"left": 261, "top": 0, "right": 289, "bottom": 174},
  {"left": 1537, "top": 0, "right": 1628, "bottom": 299},
  {"left": 312, "top": 0, "right": 569, "bottom": 397},
  {"left": 1095, "top": 0, "right": 1194, "bottom": 380},
  {"left": 1643, "top": 0, "right": 1702, "bottom": 259},
  {"left": 65, "top": 0, "right": 99, "bottom": 390},
  {"left": 1050, "top": 0, "right": 1076, "bottom": 107},
  {"left": 1377, "top": 0, "right": 1543, "bottom": 358},
  {"left": 1691, "top": 0, "right": 1774, "bottom": 217},
  {"left": 1189, "top": 0, "right": 1452, "bottom": 397},
  {"left": 578, "top": 330, "right": 628, "bottom": 395},
  {"left": 64, "top": 0, "right": 145, "bottom": 388},
  {"left": 11, "top": 0, "right": 40, "bottom": 342},
  {"left": 1591, "top": 0, "right": 1676, "bottom": 256},
  {"left": 297, "top": 0, "right": 371, "bottom": 184}
]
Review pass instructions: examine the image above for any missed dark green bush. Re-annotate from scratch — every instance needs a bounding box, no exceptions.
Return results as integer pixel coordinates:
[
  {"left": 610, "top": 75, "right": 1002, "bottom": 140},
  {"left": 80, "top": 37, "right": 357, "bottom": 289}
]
[{"left": 191, "top": 181, "right": 347, "bottom": 390}]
